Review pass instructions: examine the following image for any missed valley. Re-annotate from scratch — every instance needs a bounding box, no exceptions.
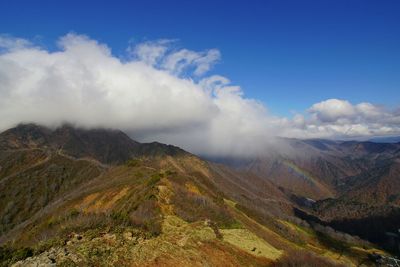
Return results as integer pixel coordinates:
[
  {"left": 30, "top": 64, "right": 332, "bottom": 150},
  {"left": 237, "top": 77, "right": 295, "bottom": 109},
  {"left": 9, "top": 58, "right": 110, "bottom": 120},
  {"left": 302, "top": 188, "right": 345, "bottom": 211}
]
[{"left": 0, "top": 124, "right": 399, "bottom": 266}]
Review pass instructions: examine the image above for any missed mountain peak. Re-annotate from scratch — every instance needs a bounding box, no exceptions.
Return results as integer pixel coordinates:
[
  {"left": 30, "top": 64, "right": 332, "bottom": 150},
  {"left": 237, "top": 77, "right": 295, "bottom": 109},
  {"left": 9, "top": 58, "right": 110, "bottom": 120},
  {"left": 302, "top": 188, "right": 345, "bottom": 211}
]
[
  {"left": 0, "top": 123, "right": 52, "bottom": 149},
  {"left": 0, "top": 123, "right": 187, "bottom": 164}
]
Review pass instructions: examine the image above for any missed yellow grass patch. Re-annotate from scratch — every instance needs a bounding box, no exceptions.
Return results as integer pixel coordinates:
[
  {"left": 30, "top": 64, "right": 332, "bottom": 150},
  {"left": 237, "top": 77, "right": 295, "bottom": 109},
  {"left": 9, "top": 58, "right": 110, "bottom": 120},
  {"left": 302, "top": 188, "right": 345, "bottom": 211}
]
[
  {"left": 220, "top": 228, "right": 283, "bottom": 260},
  {"left": 185, "top": 182, "right": 201, "bottom": 195},
  {"left": 351, "top": 246, "right": 388, "bottom": 256},
  {"left": 76, "top": 187, "right": 130, "bottom": 213},
  {"left": 224, "top": 199, "right": 297, "bottom": 248},
  {"left": 278, "top": 219, "right": 313, "bottom": 237}
]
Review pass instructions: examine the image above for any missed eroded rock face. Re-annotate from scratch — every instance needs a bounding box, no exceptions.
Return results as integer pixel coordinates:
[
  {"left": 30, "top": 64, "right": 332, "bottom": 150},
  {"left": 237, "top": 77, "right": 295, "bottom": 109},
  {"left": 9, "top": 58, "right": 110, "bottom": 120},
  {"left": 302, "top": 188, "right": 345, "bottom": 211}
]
[
  {"left": 12, "top": 247, "right": 81, "bottom": 267},
  {"left": 10, "top": 216, "right": 263, "bottom": 267}
]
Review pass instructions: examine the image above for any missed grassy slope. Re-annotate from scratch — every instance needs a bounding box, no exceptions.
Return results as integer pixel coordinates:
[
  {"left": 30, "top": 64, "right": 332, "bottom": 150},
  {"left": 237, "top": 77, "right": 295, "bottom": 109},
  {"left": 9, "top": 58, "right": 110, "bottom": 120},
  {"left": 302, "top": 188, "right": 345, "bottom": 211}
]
[{"left": 0, "top": 151, "right": 387, "bottom": 266}]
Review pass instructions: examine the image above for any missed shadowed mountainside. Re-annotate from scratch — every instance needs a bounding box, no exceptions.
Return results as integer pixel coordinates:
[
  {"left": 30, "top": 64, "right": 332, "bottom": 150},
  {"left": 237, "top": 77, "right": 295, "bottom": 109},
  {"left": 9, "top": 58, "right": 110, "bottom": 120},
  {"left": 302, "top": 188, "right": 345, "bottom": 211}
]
[
  {"left": 0, "top": 123, "right": 187, "bottom": 165},
  {"left": 214, "top": 138, "right": 400, "bottom": 201},
  {"left": 213, "top": 138, "right": 400, "bottom": 255}
]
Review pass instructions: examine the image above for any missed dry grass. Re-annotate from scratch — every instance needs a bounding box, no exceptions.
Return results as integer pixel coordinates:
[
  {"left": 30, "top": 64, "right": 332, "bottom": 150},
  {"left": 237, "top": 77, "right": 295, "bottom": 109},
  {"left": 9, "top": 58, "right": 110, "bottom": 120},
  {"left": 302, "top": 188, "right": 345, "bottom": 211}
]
[
  {"left": 221, "top": 228, "right": 283, "bottom": 260},
  {"left": 76, "top": 187, "right": 130, "bottom": 213}
]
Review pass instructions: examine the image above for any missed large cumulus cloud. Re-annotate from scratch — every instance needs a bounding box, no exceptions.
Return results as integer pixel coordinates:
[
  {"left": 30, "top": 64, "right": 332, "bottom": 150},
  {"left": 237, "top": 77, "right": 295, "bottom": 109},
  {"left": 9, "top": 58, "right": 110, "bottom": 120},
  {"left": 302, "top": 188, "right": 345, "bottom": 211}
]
[
  {"left": 0, "top": 33, "right": 399, "bottom": 156},
  {"left": 285, "top": 99, "right": 400, "bottom": 139}
]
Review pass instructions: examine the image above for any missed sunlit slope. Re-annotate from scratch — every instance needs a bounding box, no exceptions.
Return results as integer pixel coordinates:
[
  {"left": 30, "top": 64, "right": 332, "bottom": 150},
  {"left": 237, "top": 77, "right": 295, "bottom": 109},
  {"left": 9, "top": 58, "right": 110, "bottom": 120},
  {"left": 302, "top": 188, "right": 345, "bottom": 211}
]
[{"left": 0, "top": 124, "right": 387, "bottom": 266}]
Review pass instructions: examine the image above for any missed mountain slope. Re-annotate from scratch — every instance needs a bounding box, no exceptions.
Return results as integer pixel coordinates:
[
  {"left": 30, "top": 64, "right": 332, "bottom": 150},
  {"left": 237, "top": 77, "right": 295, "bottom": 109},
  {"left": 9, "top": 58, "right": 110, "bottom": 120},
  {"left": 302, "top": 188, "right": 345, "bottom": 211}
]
[
  {"left": 0, "top": 124, "right": 187, "bottom": 164},
  {"left": 0, "top": 124, "right": 388, "bottom": 266},
  {"left": 212, "top": 138, "right": 400, "bottom": 257},
  {"left": 218, "top": 138, "right": 400, "bottom": 200}
]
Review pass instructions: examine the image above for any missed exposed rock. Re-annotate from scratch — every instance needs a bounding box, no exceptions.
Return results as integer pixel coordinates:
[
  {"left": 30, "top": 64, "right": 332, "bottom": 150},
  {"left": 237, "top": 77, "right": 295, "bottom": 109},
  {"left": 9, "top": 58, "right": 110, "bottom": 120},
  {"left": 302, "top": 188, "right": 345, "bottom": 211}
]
[
  {"left": 123, "top": 231, "right": 133, "bottom": 240},
  {"left": 103, "top": 233, "right": 116, "bottom": 241},
  {"left": 11, "top": 247, "right": 81, "bottom": 267}
]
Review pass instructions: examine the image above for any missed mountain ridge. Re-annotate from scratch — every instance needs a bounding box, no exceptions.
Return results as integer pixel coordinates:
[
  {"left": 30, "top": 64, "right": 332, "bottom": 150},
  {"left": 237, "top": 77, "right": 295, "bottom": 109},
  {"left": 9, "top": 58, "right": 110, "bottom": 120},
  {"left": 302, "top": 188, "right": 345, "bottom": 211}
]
[
  {"left": 0, "top": 123, "right": 187, "bottom": 164},
  {"left": 0, "top": 123, "right": 397, "bottom": 266}
]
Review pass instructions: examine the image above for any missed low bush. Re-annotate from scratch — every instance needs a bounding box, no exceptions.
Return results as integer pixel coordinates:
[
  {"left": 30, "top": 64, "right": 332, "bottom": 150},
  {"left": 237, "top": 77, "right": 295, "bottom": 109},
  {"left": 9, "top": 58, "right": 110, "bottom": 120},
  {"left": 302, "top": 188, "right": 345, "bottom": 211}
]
[
  {"left": 172, "top": 182, "right": 236, "bottom": 227},
  {"left": 147, "top": 173, "right": 161, "bottom": 187},
  {"left": 0, "top": 246, "right": 34, "bottom": 267},
  {"left": 130, "top": 200, "right": 162, "bottom": 236},
  {"left": 125, "top": 159, "right": 141, "bottom": 167},
  {"left": 272, "top": 250, "right": 347, "bottom": 267}
]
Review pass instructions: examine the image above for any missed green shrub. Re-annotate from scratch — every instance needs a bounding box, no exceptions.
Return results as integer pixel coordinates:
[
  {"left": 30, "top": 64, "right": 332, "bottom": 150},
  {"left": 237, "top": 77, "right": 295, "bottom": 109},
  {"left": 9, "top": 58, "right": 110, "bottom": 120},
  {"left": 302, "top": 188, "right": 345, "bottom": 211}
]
[
  {"left": 0, "top": 246, "right": 34, "bottom": 267},
  {"left": 165, "top": 170, "right": 177, "bottom": 176},
  {"left": 68, "top": 209, "right": 80, "bottom": 218},
  {"left": 125, "top": 159, "right": 141, "bottom": 167},
  {"left": 110, "top": 211, "right": 131, "bottom": 226},
  {"left": 135, "top": 171, "right": 144, "bottom": 178},
  {"left": 46, "top": 216, "right": 57, "bottom": 227},
  {"left": 147, "top": 174, "right": 161, "bottom": 187}
]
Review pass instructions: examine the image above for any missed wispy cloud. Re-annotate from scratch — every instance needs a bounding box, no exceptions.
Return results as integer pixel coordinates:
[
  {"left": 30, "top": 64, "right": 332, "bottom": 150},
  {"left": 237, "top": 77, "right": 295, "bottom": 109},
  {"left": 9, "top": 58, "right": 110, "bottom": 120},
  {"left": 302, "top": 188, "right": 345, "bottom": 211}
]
[
  {"left": 130, "top": 39, "right": 220, "bottom": 76},
  {"left": 0, "top": 33, "right": 399, "bottom": 156},
  {"left": 0, "top": 34, "right": 33, "bottom": 51}
]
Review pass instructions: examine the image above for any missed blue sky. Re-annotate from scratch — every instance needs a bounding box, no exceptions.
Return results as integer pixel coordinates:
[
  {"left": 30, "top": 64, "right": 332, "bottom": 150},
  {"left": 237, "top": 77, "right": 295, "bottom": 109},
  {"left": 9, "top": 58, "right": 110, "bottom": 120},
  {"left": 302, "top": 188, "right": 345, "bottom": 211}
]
[{"left": 1, "top": 0, "right": 399, "bottom": 117}]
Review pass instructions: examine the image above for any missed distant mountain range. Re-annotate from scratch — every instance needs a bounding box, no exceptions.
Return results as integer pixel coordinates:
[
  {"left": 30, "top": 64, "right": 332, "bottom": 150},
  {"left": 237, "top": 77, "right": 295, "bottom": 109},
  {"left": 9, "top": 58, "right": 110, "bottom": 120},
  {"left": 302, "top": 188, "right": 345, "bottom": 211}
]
[
  {"left": 1, "top": 124, "right": 399, "bottom": 266},
  {"left": 369, "top": 136, "right": 400, "bottom": 143},
  {"left": 209, "top": 137, "right": 400, "bottom": 258}
]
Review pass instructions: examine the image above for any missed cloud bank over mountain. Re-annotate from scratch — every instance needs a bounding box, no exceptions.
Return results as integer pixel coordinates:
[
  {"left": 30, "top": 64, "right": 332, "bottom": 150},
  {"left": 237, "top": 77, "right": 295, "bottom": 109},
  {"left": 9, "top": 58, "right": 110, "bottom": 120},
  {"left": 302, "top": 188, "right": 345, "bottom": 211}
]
[{"left": 0, "top": 33, "right": 399, "bottom": 156}]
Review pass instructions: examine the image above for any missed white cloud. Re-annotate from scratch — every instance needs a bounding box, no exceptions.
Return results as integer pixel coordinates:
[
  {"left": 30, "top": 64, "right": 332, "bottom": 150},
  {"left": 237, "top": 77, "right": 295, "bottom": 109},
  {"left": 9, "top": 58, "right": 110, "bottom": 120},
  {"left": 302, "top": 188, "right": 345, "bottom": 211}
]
[
  {"left": 0, "top": 34, "right": 215, "bottom": 135},
  {"left": 129, "top": 39, "right": 172, "bottom": 66},
  {"left": 0, "top": 35, "right": 33, "bottom": 51},
  {"left": 0, "top": 33, "right": 399, "bottom": 156},
  {"left": 128, "top": 39, "right": 220, "bottom": 77},
  {"left": 162, "top": 48, "right": 220, "bottom": 76},
  {"left": 355, "top": 102, "right": 383, "bottom": 119},
  {"left": 283, "top": 99, "right": 400, "bottom": 139},
  {"left": 309, "top": 99, "right": 356, "bottom": 123}
]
